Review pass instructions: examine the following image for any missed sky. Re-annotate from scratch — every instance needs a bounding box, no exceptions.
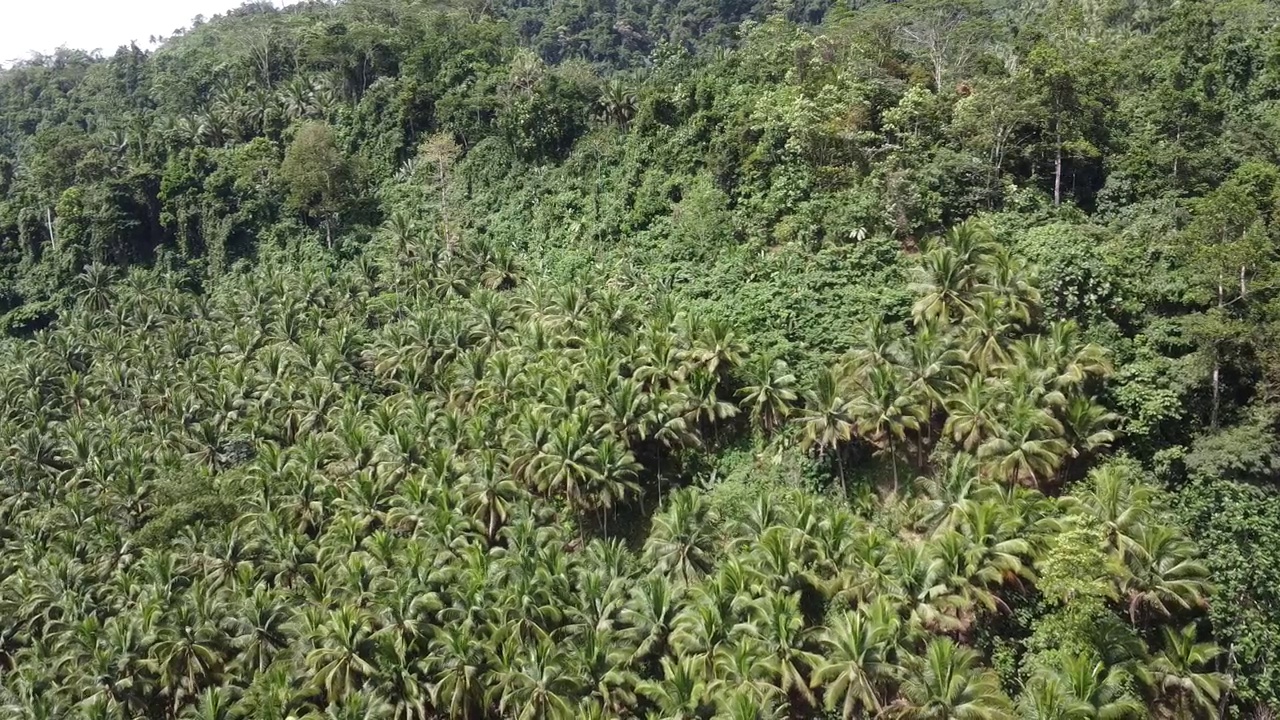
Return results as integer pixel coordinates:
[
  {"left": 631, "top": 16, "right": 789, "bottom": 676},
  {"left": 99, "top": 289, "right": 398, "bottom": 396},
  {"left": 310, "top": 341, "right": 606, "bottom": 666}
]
[{"left": 0, "top": 0, "right": 251, "bottom": 65}]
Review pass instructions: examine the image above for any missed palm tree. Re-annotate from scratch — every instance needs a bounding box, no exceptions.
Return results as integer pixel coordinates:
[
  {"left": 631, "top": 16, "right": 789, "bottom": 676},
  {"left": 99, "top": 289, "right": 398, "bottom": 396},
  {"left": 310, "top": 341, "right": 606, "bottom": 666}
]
[
  {"left": 901, "top": 323, "right": 963, "bottom": 461},
  {"left": 304, "top": 606, "right": 381, "bottom": 705},
  {"left": 915, "top": 452, "right": 991, "bottom": 531},
  {"left": 683, "top": 366, "right": 739, "bottom": 433},
  {"left": 1122, "top": 525, "right": 1211, "bottom": 624},
  {"left": 638, "top": 656, "right": 709, "bottom": 720},
  {"left": 736, "top": 591, "right": 823, "bottom": 709},
  {"left": 425, "top": 622, "right": 488, "bottom": 720},
  {"left": 796, "top": 368, "right": 856, "bottom": 495},
  {"left": 1057, "top": 653, "right": 1144, "bottom": 719},
  {"left": 76, "top": 264, "right": 119, "bottom": 313},
  {"left": 229, "top": 588, "right": 291, "bottom": 675},
  {"left": 685, "top": 318, "right": 746, "bottom": 378},
  {"left": 850, "top": 364, "right": 922, "bottom": 494},
  {"left": 535, "top": 414, "right": 601, "bottom": 518},
  {"left": 848, "top": 316, "right": 900, "bottom": 373},
  {"left": 911, "top": 244, "right": 978, "bottom": 326},
  {"left": 183, "top": 686, "right": 239, "bottom": 720},
  {"left": 622, "top": 575, "right": 679, "bottom": 665},
  {"left": 811, "top": 611, "right": 895, "bottom": 719},
  {"left": 1063, "top": 464, "right": 1155, "bottom": 560},
  {"left": 591, "top": 437, "right": 641, "bottom": 531},
  {"left": 573, "top": 626, "right": 639, "bottom": 715},
  {"left": 1016, "top": 672, "right": 1087, "bottom": 720},
  {"left": 982, "top": 247, "right": 1041, "bottom": 325},
  {"left": 148, "top": 609, "right": 226, "bottom": 717},
  {"left": 645, "top": 489, "right": 717, "bottom": 585},
  {"left": 671, "top": 594, "right": 734, "bottom": 683},
  {"left": 713, "top": 690, "right": 787, "bottom": 720},
  {"left": 1146, "top": 624, "right": 1230, "bottom": 720},
  {"left": 1060, "top": 395, "right": 1119, "bottom": 473},
  {"left": 597, "top": 78, "right": 638, "bottom": 127},
  {"left": 384, "top": 211, "right": 418, "bottom": 258},
  {"left": 963, "top": 294, "right": 1016, "bottom": 375},
  {"left": 977, "top": 401, "right": 1067, "bottom": 487},
  {"left": 737, "top": 354, "right": 798, "bottom": 436},
  {"left": 494, "top": 641, "right": 582, "bottom": 720},
  {"left": 887, "top": 637, "right": 1014, "bottom": 720},
  {"left": 461, "top": 449, "right": 523, "bottom": 541},
  {"left": 1045, "top": 320, "right": 1112, "bottom": 389},
  {"left": 942, "top": 376, "right": 998, "bottom": 453}
]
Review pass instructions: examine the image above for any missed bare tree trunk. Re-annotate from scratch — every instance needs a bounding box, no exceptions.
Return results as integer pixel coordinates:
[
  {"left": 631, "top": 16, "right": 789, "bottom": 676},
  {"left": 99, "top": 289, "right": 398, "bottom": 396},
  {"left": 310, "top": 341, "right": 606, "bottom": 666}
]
[
  {"left": 836, "top": 450, "right": 847, "bottom": 498},
  {"left": 1218, "top": 641, "right": 1236, "bottom": 720},
  {"left": 46, "top": 207, "right": 55, "bottom": 250},
  {"left": 1212, "top": 273, "right": 1224, "bottom": 430},
  {"left": 656, "top": 454, "right": 663, "bottom": 507},
  {"left": 1211, "top": 361, "right": 1221, "bottom": 431},
  {"left": 1173, "top": 127, "right": 1181, "bottom": 182},
  {"left": 889, "top": 435, "right": 899, "bottom": 495},
  {"left": 1053, "top": 126, "right": 1063, "bottom": 207}
]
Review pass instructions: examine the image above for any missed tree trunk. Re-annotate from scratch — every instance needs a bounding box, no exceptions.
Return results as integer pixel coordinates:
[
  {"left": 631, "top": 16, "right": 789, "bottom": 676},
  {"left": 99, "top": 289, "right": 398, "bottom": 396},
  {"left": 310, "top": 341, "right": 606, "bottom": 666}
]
[
  {"left": 889, "top": 435, "right": 899, "bottom": 495},
  {"left": 836, "top": 450, "right": 847, "bottom": 498},
  {"left": 1217, "top": 642, "right": 1235, "bottom": 719},
  {"left": 1212, "top": 273, "right": 1224, "bottom": 430},
  {"left": 656, "top": 454, "right": 663, "bottom": 507},
  {"left": 46, "top": 207, "right": 55, "bottom": 250},
  {"left": 1211, "top": 361, "right": 1221, "bottom": 430},
  {"left": 1053, "top": 126, "right": 1063, "bottom": 207},
  {"left": 1173, "top": 126, "right": 1181, "bottom": 182}
]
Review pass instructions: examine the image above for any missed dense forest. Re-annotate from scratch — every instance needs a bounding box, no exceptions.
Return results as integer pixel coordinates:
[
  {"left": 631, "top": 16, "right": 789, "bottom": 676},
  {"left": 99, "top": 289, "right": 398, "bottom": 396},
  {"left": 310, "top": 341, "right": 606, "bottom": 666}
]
[{"left": 1, "top": 0, "right": 1279, "bottom": 718}]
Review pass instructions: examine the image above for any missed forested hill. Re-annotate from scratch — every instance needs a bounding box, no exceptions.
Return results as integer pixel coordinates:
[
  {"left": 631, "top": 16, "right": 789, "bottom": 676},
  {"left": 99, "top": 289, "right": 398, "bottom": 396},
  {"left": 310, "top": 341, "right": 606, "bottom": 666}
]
[{"left": 3, "top": 0, "right": 1280, "bottom": 718}]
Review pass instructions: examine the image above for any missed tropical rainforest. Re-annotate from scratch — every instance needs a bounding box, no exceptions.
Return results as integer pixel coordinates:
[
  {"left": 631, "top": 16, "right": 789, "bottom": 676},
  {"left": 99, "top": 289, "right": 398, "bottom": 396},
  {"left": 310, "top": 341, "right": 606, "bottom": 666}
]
[{"left": 0, "top": 0, "right": 1278, "bottom": 718}]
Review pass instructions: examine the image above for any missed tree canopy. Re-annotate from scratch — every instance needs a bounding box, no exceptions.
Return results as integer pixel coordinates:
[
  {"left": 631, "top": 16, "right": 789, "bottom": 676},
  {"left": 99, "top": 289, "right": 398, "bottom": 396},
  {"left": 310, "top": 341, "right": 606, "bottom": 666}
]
[{"left": 0, "top": 0, "right": 1278, "bottom": 717}]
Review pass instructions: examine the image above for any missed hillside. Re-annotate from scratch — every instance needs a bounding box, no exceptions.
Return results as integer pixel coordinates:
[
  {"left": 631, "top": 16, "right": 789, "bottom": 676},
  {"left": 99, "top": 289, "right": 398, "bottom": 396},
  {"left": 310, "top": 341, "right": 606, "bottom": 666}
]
[{"left": 1, "top": 0, "right": 1280, "bottom": 718}]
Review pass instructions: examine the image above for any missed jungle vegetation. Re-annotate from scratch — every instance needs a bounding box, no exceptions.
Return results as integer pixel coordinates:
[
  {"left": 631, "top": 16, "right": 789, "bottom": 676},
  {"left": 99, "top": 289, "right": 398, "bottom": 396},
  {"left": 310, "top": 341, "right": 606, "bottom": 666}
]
[{"left": 1, "top": 0, "right": 1278, "bottom": 718}]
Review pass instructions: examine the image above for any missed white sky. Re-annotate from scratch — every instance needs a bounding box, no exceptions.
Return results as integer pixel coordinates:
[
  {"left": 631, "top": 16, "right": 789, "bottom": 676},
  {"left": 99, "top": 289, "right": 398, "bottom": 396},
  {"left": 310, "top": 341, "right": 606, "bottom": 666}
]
[{"left": 0, "top": 0, "right": 252, "bottom": 66}]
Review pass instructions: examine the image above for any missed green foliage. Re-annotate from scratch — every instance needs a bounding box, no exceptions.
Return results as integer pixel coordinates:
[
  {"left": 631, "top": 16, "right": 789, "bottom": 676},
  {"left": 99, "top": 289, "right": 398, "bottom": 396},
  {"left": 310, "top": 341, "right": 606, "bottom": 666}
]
[
  {"left": 280, "top": 122, "right": 357, "bottom": 246},
  {"left": 0, "top": 0, "right": 1276, "bottom": 715},
  {"left": 1176, "top": 478, "right": 1280, "bottom": 708}
]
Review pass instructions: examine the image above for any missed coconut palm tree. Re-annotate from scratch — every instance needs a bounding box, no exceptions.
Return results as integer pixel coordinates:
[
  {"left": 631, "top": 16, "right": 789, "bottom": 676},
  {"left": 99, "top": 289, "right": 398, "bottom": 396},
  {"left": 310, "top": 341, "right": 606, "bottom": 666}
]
[
  {"left": 597, "top": 79, "right": 638, "bottom": 127},
  {"left": 977, "top": 400, "right": 1067, "bottom": 487},
  {"left": 887, "top": 637, "right": 1014, "bottom": 720},
  {"left": 1056, "top": 653, "right": 1144, "bottom": 719},
  {"left": 622, "top": 575, "right": 680, "bottom": 664},
  {"left": 1059, "top": 395, "right": 1120, "bottom": 474},
  {"left": 304, "top": 606, "right": 381, "bottom": 705},
  {"left": 1122, "top": 525, "right": 1211, "bottom": 624},
  {"left": 1146, "top": 624, "right": 1230, "bottom": 720},
  {"left": 737, "top": 354, "right": 798, "bottom": 436},
  {"left": 735, "top": 591, "right": 823, "bottom": 708},
  {"left": 461, "top": 449, "right": 523, "bottom": 541},
  {"left": 645, "top": 489, "right": 717, "bottom": 586},
  {"left": 494, "top": 641, "right": 582, "bottom": 720},
  {"left": 1063, "top": 464, "right": 1155, "bottom": 560},
  {"left": 638, "top": 656, "right": 708, "bottom": 720},
  {"left": 1016, "top": 672, "right": 1088, "bottom": 720},
  {"left": 229, "top": 588, "right": 291, "bottom": 676},
  {"left": 850, "top": 364, "right": 922, "bottom": 494},
  {"left": 811, "top": 610, "right": 895, "bottom": 719},
  {"left": 797, "top": 368, "right": 857, "bottom": 494}
]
